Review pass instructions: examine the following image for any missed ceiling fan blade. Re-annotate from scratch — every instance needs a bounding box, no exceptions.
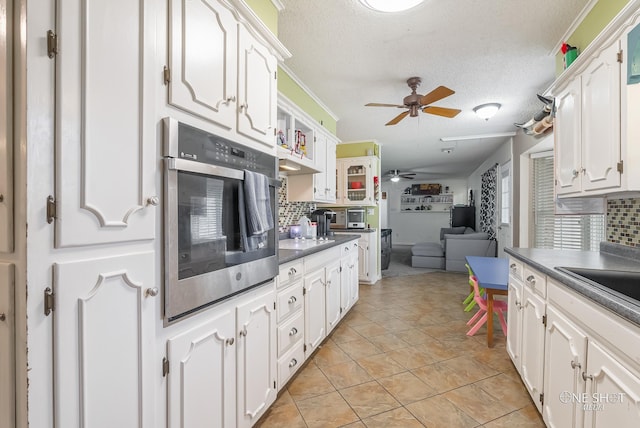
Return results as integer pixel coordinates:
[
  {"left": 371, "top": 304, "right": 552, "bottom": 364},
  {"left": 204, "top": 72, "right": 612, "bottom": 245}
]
[
  {"left": 385, "top": 110, "right": 410, "bottom": 126},
  {"left": 400, "top": 173, "right": 416, "bottom": 177},
  {"left": 365, "top": 102, "right": 406, "bottom": 108},
  {"left": 420, "top": 86, "right": 455, "bottom": 106},
  {"left": 422, "top": 106, "right": 461, "bottom": 118}
]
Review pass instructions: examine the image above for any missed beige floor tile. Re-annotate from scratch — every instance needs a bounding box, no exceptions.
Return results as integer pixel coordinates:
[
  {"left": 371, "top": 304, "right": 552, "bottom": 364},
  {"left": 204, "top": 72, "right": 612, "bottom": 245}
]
[
  {"left": 296, "top": 391, "right": 360, "bottom": 428},
  {"left": 331, "top": 324, "right": 364, "bottom": 344},
  {"left": 270, "top": 389, "right": 294, "bottom": 408},
  {"left": 366, "top": 333, "right": 410, "bottom": 352},
  {"left": 413, "top": 338, "right": 466, "bottom": 362},
  {"left": 439, "top": 354, "right": 499, "bottom": 382},
  {"left": 393, "top": 328, "right": 434, "bottom": 345},
  {"left": 342, "top": 310, "right": 374, "bottom": 327},
  {"left": 385, "top": 346, "right": 437, "bottom": 369},
  {"left": 483, "top": 403, "right": 546, "bottom": 427},
  {"left": 361, "top": 310, "right": 396, "bottom": 323},
  {"left": 313, "top": 340, "right": 353, "bottom": 368},
  {"left": 380, "top": 318, "right": 413, "bottom": 332},
  {"left": 474, "top": 373, "right": 535, "bottom": 411},
  {"left": 406, "top": 395, "right": 480, "bottom": 428},
  {"left": 443, "top": 383, "right": 513, "bottom": 424},
  {"left": 361, "top": 407, "right": 425, "bottom": 428},
  {"left": 377, "top": 371, "right": 437, "bottom": 405},
  {"left": 320, "top": 360, "right": 373, "bottom": 389},
  {"left": 337, "top": 338, "right": 383, "bottom": 360},
  {"left": 355, "top": 353, "right": 406, "bottom": 378},
  {"left": 255, "top": 402, "right": 306, "bottom": 428},
  {"left": 340, "top": 381, "right": 401, "bottom": 419},
  {"left": 350, "top": 322, "right": 389, "bottom": 337},
  {"left": 287, "top": 364, "right": 336, "bottom": 402}
]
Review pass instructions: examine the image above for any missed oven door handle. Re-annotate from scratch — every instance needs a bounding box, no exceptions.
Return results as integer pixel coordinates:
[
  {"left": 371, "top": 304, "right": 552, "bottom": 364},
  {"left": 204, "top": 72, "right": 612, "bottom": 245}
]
[{"left": 166, "top": 158, "right": 281, "bottom": 187}]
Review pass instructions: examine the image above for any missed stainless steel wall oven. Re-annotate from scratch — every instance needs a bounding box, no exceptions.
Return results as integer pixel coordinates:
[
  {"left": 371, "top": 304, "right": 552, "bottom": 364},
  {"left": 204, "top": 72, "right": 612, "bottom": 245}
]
[{"left": 163, "top": 118, "right": 278, "bottom": 323}]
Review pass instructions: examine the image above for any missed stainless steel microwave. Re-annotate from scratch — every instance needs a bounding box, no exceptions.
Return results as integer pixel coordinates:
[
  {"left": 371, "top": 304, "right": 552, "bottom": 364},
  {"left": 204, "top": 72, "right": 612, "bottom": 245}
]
[{"left": 347, "top": 207, "right": 366, "bottom": 229}]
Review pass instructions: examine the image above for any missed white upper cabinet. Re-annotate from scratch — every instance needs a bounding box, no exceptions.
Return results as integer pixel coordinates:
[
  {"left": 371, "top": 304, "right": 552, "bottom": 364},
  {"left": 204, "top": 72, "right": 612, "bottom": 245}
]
[
  {"left": 336, "top": 156, "right": 377, "bottom": 206},
  {"left": 554, "top": 76, "right": 582, "bottom": 196},
  {"left": 168, "top": 0, "right": 280, "bottom": 150},
  {"left": 55, "top": 0, "right": 156, "bottom": 247},
  {"left": 0, "top": 0, "right": 12, "bottom": 253},
  {"left": 168, "top": 0, "right": 237, "bottom": 128}
]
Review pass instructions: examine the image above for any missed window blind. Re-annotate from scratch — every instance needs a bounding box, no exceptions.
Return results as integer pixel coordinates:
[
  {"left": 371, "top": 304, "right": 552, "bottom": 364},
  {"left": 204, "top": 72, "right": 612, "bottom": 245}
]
[{"left": 531, "top": 156, "right": 604, "bottom": 250}]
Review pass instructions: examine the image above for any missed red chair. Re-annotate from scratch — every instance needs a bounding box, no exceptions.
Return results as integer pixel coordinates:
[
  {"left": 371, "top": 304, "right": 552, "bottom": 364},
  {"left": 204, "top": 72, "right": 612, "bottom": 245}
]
[{"left": 466, "top": 275, "right": 507, "bottom": 337}]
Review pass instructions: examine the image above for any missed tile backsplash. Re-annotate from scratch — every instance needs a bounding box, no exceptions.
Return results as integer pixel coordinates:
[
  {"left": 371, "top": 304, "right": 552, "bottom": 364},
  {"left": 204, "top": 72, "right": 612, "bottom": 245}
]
[
  {"left": 278, "top": 176, "right": 314, "bottom": 229},
  {"left": 607, "top": 198, "right": 640, "bottom": 247}
]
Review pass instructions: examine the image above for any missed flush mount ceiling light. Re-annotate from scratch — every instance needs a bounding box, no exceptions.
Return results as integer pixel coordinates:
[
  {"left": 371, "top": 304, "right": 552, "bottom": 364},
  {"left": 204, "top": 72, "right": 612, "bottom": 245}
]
[
  {"left": 473, "top": 103, "right": 501, "bottom": 120},
  {"left": 359, "top": 0, "right": 425, "bottom": 13},
  {"left": 440, "top": 131, "right": 516, "bottom": 142}
]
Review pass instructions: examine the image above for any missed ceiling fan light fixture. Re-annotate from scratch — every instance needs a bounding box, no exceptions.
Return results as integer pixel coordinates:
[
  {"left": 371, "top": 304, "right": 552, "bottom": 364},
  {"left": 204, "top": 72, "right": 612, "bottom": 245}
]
[
  {"left": 359, "top": 0, "right": 424, "bottom": 13},
  {"left": 390, "top": 176, "right": 401, "bottom": 182},
  {"left": 473, "top": 103, "right": 501, "bottom": 120}
]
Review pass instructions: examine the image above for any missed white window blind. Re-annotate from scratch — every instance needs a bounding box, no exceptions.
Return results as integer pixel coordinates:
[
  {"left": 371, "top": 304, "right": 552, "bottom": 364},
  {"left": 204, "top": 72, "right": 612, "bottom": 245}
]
[{"left": 531, "top": 156, "right": 604, "bottom": 250}]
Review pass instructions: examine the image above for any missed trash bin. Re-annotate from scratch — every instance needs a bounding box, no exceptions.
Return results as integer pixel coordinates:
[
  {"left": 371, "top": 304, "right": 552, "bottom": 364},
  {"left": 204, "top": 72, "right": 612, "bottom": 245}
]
[{"left": 381, "top": 229, "right": 392, "bottom": 270}]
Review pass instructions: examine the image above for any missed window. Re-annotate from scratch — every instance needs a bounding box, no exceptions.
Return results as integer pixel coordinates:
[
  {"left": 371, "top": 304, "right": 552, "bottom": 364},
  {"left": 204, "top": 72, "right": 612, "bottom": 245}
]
[
  {"left": 500, "top": 161, "right": 510, "bottom": 225},
  {"left": 531, "top": 155, "right": 604, "bottom": 250}
]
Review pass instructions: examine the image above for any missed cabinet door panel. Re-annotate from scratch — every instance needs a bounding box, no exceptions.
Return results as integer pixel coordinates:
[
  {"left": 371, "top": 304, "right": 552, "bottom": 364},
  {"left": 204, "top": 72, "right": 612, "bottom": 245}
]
[
  {"left": 168, "top": 0, "right": 237, "bottom": 126},
  {"left": 237, "top": 288, "right": 276, "bottom": 427},
  {"left": 506, "top": 279, "right": 523, "bottom": 372},
  {"left": 554, "top": 77, "right": 582, "bottom": 195},
  {"left": 167, "top": 309, "right": 235, "bottom": 428},
  {"left": 0, "top": 263, "right": 14, "bottom": 428},
  {"left": 581, "top": 41, "right": 621, "bottom": 192},
  {"left": 543, "top": 306, "right": 587, "bottom": 428},
  {"left": 57, "top": 0, "right": 155, "bottom": 247},
  {"left": 0, "top": 0, "right": 12, "bottom": 252},
  {"left": 584, "top": 341, "right": 640, "bottom": 428},
  {"left": 53, "top": 252, "right": 155, "bottom": 428},
  {"left": 520, "top": 288, "right": 546, "bottom": 412},
  {"left": 325, "top": 261, "right": 341, "bottom": 333},
  {"left": 237, "top": 25, "right": 277, "bottom": 148},
  {"left": 304, "top": 269, "right": 326, "bottom": 355}
]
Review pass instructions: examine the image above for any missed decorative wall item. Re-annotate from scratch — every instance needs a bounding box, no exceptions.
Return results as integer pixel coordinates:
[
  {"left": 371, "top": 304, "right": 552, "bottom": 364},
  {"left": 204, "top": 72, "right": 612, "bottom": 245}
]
[
  {"left": 628, "top": 23, "right": 640, "bottom": 85},
  {"left": 411, "top": 183, "right": 441, "bottom": 195},
  {"left": 607, "top": 198, "right": 640, "bottom": 247},
  {"left": 480, "top": 164, "right": 498, "bottom": 240}
]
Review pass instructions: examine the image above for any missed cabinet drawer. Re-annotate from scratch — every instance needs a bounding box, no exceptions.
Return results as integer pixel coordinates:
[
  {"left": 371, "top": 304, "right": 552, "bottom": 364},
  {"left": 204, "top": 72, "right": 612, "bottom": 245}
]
[
  {"left": 305, "top": 246, "right": 340, "bottom": 272},
  {"left": 509, "top": 257, "right": 523, "bottom": 281},
  {"left": 277, "top": 310, "right": 304, "bottom": 356},
  {"left": 276, "top": 280, "right": 303, "bottom": 322},
  {"left": 523, "top": 265, "right": 546, "bottom": 298},
  {"left": 278, "top": 260, "right": 304, "bottom": 289},
  {"left": 341, "top": 240, "right": 358, "bottom": 257},
  {"left": 278, "top": 341, "right": 305, "bottom": 390}
]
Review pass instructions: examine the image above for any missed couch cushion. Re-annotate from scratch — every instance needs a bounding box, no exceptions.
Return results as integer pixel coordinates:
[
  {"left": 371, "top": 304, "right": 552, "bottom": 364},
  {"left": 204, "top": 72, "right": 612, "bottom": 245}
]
[
  {"left": 439, "top": 226, "right": 466, "bottom": 241},
  {"left": 464, "top": 227, "right": 477, "bottom": 234},
  {"left": 411, "top": 242, "right": 444, "bottom": 257},
  {"left": 444, "top": 232, "right": 489, "bottom": 241}
]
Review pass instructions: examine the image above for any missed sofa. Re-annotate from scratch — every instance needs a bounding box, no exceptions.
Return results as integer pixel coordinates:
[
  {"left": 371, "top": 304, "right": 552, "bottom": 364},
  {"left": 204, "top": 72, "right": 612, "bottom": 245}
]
[{"left": 411, "top": 226, "right": 497, "bottom": 272}]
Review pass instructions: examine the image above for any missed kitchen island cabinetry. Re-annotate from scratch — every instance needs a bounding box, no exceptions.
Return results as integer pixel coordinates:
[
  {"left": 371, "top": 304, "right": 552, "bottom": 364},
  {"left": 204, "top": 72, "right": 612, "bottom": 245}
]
[
  {"left": 166, "top": 284, "right": 276, "bottom": 428},
  {"left": 167, "top": 0, "right": 283, "bottom": 151}
]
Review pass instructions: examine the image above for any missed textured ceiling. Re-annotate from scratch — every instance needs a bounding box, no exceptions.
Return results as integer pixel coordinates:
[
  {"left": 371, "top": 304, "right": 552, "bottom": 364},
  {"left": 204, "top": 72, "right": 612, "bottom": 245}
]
[{"left": 278, "top": 0, "right": 590, "bottom": 180}]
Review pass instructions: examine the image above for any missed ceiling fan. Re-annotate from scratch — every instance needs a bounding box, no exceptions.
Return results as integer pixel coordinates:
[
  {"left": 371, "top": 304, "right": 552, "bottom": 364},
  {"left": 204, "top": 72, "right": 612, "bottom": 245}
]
[
  {"left": 365, "top": 77, "right": 461, "bottom": 126},
  {"left": 386, "top": 169, "right": 416, "bottom": 182}
]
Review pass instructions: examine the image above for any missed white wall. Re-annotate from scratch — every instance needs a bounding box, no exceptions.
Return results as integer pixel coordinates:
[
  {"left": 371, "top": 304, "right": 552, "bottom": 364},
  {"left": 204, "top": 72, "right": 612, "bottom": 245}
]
[{"left": 383, "top": 178, "right": 469, "bottom": 245}]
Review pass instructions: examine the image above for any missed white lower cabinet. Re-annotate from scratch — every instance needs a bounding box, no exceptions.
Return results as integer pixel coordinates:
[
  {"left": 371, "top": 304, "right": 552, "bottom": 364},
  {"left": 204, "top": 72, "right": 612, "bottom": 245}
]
[
  {"left": 340, "top": 240, "right": 359, "bottom": 313},
  {"left": 276, "top": 260, "right": 305, "bottom": 389},
  {"left": 543, "top": 305, "right": 588, "bottom": 428},
  {"left": 509, "top": 256, "right": 640, "bottom": 428},
  {"left": 325, "top": 259, "right": 342, "bottom": 335},
  {"left": 520, "top": 286, "right": 546, "bottom": 412},
  {"left": 166, "top": 284, "right": 276, "bottom": 428},
  {"left": 303, "top": 265, "right": 327, "bottom": 356},
  {"left": 166, "top": 308, "right": 236, "bottom": 428}
]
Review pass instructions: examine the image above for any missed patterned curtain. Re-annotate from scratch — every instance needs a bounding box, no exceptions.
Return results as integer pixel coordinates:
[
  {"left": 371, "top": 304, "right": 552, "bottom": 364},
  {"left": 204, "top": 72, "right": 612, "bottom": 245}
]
[{"left": 480, "top": 164, "right": 498, "bottom": 240}]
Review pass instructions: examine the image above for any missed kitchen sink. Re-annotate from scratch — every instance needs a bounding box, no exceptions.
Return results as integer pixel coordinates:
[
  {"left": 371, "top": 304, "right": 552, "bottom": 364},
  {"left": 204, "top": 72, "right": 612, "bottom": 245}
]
[{"left": 556, "top": 266, "right": 640, "bottom": 302}]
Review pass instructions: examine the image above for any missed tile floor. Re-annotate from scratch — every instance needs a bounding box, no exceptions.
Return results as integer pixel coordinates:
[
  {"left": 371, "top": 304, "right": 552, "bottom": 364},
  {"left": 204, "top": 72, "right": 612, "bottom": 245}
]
[{"left": 256, "top": 271, "right": 546, "bottom": 428}]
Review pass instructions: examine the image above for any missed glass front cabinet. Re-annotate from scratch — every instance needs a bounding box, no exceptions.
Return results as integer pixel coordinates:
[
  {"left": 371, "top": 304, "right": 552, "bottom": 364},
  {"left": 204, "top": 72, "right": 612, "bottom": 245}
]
[{"left": 336, "top": 157, "right": 377, "bottom": 206}]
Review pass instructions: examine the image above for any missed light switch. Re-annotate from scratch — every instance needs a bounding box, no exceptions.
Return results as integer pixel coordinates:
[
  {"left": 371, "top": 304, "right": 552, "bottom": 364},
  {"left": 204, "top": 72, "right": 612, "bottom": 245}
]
[{"left": 367, "top": 208, "right": 374, "bottom": 215}]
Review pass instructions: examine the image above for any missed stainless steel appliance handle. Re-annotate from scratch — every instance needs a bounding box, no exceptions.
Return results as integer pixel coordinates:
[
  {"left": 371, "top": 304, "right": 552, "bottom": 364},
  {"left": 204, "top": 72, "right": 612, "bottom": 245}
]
[
  {"left": 168, "top": 157, "right": 244, "bottom": 180},
  {"left": 167, "top": 157, "right": 281, "bottom": 187}
]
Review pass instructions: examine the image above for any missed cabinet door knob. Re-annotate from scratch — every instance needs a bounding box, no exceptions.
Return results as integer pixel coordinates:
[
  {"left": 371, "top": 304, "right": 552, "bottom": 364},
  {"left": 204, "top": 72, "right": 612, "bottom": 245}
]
[
  {"left": 570, "top": 360, "right": 581, "bottom": 369},
  {"left": 510, "top": 263, "right": 516, "bottom": 269},
  {"left": 572, "top": 169, "right": 579, "bottom": 178},
  {"left": 147, "top": 196, "right": 159, "bottom": 206},
  {"left": 226, "top": 337, "right": 235, "bottom": 346},
  {"left": 239, "top": 327, "right": 247, "bottom": 337},
  {"left": 582, "top": 372, "right": 593, "bottom": 381},
  {"left": 0, "top": 194, "right": 4, "bottom": 203},
  {"left": 145, "top": 287, "right": 159, "bottom": 297},
  {"left": 224, "top": 96, "right": 236, "bottom": 104},
  {"left": 0, "top": 313, "right": 5, "bottom": 322},
  {"left": 289, "top": 327, "right": 298, "bottom": 336},
  {"left": 289, "top": 358, "right": 297, "bottom": 368},
  {"left": 289, "top": 267, "right": 297, "bottom": 276},
  {"left": 288, "top": 296, "right": 297, "bottom": 304},
  {"left": 526, "top": 275, "right": 536, "bottom": 286}
]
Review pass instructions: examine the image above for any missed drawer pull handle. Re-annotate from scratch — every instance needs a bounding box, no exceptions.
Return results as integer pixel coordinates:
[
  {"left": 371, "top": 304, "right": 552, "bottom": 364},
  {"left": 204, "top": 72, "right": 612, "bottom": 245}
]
[
  {"left": 526, "top": 275, "right": 536, "bottom": 286},
  {"left": 289, "top": 358, "right": 297, "bottom": 368},
  {"left": 288, "top": 296, "right": 297, "bottom": 304},
  {"left": 289, "top": 327, "right": 298, "bottom": 336},
  {"left": 288, "top": 267, "right": 297, "bottom": 276},
  {"left": 510, "top": 263, "right": 516, "bottom": 269}
]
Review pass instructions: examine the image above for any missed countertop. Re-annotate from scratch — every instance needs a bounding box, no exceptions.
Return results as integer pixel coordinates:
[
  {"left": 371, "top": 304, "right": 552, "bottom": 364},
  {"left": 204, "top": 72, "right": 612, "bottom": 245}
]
[
  {"left": 279, "top": 234, "right": 361, "bottom": 264},
  {"left": 332, "top": 228, "right": 377, "bottom": 233},
  {"left": 505, "top": 243, "right": 640, "bottom": 326}
]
